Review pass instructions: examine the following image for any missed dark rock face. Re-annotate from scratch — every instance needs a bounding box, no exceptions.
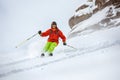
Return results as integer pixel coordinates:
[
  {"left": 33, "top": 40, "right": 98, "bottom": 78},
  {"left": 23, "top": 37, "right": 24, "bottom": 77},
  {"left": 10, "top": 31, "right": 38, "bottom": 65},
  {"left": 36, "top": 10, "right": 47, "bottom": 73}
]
[
  {"left": 111, "top": 0, "right": 120, "bottom": 4},
  {"left": 69, "top": 14, "right": 92, "bottom": 28},
  {"left": 95, "top": 0, "right": 106, "bottom": 9},
  {"left": 76, "top": 4, "right": 89, "bottom": 12},
  {"left": 69, "top": 0, "right": 120, "bottom": 29}
]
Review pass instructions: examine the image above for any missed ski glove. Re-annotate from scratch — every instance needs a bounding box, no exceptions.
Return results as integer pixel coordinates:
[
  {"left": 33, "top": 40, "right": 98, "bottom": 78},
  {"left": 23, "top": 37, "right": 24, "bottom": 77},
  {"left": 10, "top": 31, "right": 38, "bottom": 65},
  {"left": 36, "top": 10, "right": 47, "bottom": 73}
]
[
  {"left": 63, "top": 42, "right": 67, "bottom": 46},
  {"left": 38, "top": 30, "right": 42, "bottom": 34}
]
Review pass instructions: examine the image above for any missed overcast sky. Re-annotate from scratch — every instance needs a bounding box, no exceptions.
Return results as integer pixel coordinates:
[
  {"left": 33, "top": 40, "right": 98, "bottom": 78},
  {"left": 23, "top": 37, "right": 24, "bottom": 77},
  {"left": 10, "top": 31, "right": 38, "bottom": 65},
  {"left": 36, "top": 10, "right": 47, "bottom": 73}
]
[{"left": 0, "top": 0, "right": 86, "bottom": 53}]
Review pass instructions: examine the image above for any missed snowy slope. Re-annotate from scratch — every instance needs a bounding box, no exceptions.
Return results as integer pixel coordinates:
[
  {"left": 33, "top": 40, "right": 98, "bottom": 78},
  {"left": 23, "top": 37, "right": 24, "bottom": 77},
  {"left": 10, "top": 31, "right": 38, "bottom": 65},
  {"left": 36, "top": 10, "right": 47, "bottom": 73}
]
[
  {"left": 0, "top": 25, "right": 120, "bottom": 80},
  {"left": 0, "top": 1, "right": 120, "bottom": 80}
]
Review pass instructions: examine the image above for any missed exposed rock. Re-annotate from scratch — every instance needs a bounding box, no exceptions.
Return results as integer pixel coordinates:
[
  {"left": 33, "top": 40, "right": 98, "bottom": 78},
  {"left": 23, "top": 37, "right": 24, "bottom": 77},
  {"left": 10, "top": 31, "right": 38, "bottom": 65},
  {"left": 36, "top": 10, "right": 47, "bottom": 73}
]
[
  {"left": 76, "top": 5, "right": 89, "bottom": 12},
  {"left": 69, "top": 0, "right": 120, "bottom": 29},
  {"left": 115, "top": 4, "right": 120, "bottom": 8},
  {"left": 111, "top": 0, "right": 120, "bottom": 5},
  {"left": 87, "top": 0, "right": 93, "bottom": 2},
  {"left": 69, "top": 14, "right": 92, "bottom": 28},
  {"left": 116, "top": 22, "right": 120, "bottom": 26},
  {"left": 95, "top": 0, "right": 106, "bottom": 9},
  {"left": 116, "top": 12, "right": 120, "bottom": 16}
]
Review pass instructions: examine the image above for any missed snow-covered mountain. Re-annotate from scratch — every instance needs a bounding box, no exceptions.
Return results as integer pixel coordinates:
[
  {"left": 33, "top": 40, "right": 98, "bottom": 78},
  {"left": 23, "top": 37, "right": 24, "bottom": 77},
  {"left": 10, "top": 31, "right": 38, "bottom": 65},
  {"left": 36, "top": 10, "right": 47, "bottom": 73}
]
[
  {"left": 69, "top": 0, "right": 120, "bottom": 29},
  {"left": 68, "top": 0, "right": 120, "bottom": 38},
  {"left": 0, "top": 0, "right": 120, "bottom": 80}
]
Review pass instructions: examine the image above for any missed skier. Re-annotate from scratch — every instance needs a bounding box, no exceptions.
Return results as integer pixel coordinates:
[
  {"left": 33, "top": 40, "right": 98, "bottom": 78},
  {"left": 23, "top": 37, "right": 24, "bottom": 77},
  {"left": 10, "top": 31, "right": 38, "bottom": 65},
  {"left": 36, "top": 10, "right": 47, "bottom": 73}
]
[{"left": 38, "top": 21, "right": 67, "bottom": 56}]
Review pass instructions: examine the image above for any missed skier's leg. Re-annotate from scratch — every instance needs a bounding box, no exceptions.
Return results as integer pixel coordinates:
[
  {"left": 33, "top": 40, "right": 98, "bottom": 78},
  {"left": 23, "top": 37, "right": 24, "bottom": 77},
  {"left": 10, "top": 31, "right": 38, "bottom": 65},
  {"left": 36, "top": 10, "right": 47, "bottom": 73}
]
[
  {"left": 43, "top": 42, "right": 52, "bottom": 53},
  {"left": 48, "top": 42, "right": 57, "bottom": 55}
]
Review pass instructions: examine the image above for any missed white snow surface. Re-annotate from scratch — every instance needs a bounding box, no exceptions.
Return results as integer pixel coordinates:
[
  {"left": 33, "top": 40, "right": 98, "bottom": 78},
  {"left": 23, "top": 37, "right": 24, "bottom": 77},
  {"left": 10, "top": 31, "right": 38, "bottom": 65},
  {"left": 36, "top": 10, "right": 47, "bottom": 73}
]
[
  {"left": 74, "top": 1, "right": 97, "bottom": 17},
  {"left": 0, "top": 1, "right": 120, "bottom": 80},
  {"left": 0, "top": 25, "right": 120, "bottom": 80}
]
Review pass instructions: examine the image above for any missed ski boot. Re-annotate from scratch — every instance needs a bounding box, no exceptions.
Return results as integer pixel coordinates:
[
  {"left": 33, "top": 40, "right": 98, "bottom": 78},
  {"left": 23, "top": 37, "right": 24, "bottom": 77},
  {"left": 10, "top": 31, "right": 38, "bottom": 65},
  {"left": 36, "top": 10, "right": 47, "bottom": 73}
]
[
  {"left": 41, "top": 53, "right": 45, "bottom": 57},
  {"left": 49, "top": 53, "right": 53, "bottom": 56}
]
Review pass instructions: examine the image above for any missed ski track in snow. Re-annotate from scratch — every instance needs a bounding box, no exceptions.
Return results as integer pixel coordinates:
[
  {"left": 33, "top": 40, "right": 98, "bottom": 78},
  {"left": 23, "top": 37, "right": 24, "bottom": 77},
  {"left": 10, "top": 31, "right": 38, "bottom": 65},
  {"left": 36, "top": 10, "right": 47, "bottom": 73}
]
[
  {"left": 0, "top": 40, "right": 120, "bottom": 78},
  {"left": 0, "top": 56, "right": 40, "bottom": 68},
  {"left": 0, "top": 49, "right": 77, "bottom": 68}
]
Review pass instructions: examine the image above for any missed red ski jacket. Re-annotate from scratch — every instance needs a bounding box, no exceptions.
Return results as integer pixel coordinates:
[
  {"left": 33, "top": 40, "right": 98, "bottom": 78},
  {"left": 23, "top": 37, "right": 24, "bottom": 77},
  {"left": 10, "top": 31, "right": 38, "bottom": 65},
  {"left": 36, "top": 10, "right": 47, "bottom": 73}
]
[{"left": 41, "top": 29, "right": 66, "bottom": 44}]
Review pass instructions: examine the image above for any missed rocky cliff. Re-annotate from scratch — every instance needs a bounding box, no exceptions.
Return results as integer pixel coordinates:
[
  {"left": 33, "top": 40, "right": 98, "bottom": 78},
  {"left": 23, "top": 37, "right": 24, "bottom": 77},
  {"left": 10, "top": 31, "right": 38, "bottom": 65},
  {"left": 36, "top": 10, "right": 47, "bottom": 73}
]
[{"left": 69, "top": 0, "right": 120, "bottom": 29}]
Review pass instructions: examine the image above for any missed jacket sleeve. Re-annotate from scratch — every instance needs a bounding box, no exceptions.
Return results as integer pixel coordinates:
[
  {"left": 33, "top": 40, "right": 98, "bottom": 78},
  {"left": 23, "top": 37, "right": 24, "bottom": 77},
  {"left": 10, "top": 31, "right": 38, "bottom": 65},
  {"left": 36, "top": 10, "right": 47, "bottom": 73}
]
[
  {"left": 59, "top": 30, "right": 66, "bottom": 42},
  {"left": 41, "top": 29, "right": 50, "bottom": 37}
]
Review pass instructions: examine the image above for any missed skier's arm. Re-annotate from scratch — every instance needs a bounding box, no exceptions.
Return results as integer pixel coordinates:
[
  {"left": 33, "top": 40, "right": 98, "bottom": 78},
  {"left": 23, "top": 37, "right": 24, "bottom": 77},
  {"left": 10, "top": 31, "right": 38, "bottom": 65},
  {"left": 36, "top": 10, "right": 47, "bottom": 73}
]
[
  {"left": 59, "top": 30, "right": 66, "bottom": 43},
  {"left": 40, "top": 29, "right": 50, "bottom": 37}
]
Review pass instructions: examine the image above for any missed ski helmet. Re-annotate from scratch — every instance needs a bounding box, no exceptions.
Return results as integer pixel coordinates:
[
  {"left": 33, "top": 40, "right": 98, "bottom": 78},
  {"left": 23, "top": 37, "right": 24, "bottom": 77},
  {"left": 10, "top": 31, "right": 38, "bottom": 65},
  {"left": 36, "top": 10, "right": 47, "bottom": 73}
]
[{"left": 51, "top": 21, "right": 57, "bottom": 28}]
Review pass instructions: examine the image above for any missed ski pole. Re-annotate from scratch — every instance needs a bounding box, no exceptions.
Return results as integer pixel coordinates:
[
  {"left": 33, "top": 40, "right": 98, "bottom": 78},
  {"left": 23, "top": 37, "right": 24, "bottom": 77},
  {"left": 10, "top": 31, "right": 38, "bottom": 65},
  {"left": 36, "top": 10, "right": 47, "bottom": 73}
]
[
  {"left": 15, "top": 33, "right": 38, "bottom": 48},
  {"left": 66, "top": 44, "right": 78, "bottom": 50}
]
